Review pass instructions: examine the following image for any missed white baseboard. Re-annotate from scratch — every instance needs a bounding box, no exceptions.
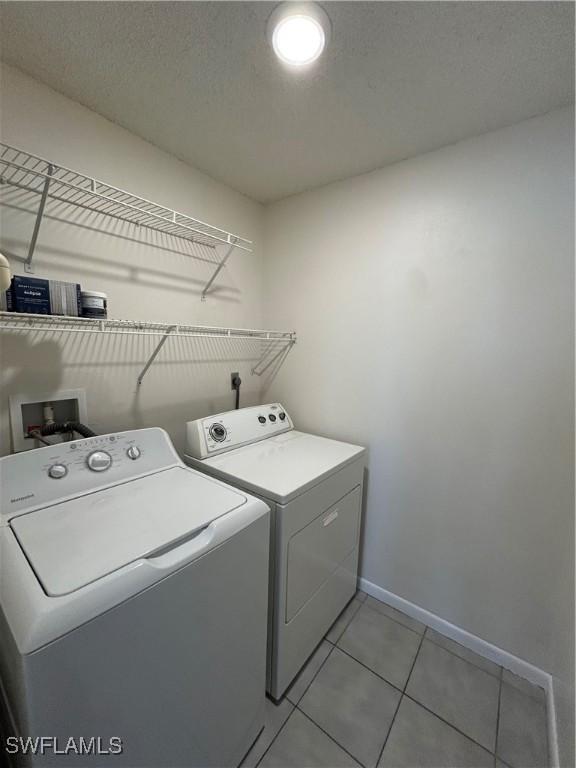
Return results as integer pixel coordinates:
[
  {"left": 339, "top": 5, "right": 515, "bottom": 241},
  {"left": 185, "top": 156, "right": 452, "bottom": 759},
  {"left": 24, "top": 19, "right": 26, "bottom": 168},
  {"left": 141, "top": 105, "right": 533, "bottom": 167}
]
[{"left": 358, "top": 578, "right": 559, "bottom": 768}]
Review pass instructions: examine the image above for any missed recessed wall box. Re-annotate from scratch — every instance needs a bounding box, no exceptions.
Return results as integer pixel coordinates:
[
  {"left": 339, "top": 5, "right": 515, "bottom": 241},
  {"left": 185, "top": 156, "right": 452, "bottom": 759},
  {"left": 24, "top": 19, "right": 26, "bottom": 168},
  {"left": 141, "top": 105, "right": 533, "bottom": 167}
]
[{"left": 9, "top": 389, "right": 88, "bottom": 452}]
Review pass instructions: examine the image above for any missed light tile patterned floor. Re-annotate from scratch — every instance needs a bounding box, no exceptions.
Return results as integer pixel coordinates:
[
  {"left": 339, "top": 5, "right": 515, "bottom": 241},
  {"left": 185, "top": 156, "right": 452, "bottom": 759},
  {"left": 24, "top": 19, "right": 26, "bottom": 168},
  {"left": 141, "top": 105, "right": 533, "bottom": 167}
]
[{"left": 241, "top": 592, "right": 549, "bottom": 768}]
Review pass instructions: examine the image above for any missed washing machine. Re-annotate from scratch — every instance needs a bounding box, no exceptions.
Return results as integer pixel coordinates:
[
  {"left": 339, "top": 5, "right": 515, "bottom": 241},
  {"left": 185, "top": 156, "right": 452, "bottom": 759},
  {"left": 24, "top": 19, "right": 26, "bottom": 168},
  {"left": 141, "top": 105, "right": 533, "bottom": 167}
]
[
  {"left": 0, "top": 428, "right": 270, "bottom": 767},
  {"left": 184, "top": 404, "right": 365, "bottom": 700}
]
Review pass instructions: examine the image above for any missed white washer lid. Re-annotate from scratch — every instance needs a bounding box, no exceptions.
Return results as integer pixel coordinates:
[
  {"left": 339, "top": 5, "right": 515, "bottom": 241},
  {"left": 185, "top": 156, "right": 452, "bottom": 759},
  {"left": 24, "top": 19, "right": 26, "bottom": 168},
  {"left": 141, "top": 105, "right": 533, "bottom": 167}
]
[
  {"left": 10, "top": 466, "right": 246, "bottom": 596},
  {"left": 199, "top": 431, "right": 365, "bottom": 503}
]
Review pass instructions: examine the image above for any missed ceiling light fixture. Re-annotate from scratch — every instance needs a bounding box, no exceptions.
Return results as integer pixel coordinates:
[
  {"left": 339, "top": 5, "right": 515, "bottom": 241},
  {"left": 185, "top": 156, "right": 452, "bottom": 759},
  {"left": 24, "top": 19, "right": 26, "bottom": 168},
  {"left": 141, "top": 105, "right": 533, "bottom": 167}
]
[{"left": 268, "top": 3, "right": 330, "bottom": 67}]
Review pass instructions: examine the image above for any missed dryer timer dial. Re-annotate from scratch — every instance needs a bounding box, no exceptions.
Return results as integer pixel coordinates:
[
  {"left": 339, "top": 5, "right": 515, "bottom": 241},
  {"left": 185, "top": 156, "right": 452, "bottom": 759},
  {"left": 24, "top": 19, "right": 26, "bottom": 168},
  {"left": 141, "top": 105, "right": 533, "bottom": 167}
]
[{"left": 209, "top": 423, "right": 227, "bottom": 442}]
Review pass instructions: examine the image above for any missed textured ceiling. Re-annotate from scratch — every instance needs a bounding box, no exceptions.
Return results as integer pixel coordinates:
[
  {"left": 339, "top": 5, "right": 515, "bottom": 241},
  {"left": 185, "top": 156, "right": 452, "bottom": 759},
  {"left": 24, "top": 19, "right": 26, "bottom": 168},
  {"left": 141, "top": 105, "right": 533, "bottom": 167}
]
[{"left": 0, "top": 1, "right": 573, "bottom": 202}]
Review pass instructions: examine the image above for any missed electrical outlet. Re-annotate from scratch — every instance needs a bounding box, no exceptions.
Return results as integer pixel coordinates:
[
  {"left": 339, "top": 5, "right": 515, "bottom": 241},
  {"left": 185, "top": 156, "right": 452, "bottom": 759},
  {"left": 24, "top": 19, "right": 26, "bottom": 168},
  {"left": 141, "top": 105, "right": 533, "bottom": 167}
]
[{"left": 231, "top": 372, "right": 240, "bottom": 390}]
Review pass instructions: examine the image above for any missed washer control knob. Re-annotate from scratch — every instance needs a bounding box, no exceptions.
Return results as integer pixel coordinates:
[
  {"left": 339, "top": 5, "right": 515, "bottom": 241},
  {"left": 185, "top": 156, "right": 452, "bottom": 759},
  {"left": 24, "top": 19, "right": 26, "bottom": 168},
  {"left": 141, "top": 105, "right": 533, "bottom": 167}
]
[
  {"left": 279, "top": 412, "right": 286, "bottom": 421},
  {"left": 258, "top": 416, "right": 266, "bottom": 424},
  {"left": 269, "top": 414, "right": 277, "bottom": 422},
  {"left": 87, "top": 450, "right": 112, "bottom": 472},
  {"left": 126, "top": 446, "right": 141, "bottom": 460},
  {"left": 48, "top": 463, "right": 67, "bottom": 479},
  {"left": 209, "top": 423, "right": 227, "bottom": 442}
]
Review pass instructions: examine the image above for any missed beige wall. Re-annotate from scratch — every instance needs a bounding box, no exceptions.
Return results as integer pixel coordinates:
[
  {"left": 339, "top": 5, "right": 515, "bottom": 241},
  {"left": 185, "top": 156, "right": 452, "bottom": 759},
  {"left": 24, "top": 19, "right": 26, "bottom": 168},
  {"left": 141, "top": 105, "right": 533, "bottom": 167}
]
[
  {"left": 0, "top": 64, "right": 265, "bottom": 455},
  {"left": 263, "top": 108, "right": 574, "bottom": 765}
]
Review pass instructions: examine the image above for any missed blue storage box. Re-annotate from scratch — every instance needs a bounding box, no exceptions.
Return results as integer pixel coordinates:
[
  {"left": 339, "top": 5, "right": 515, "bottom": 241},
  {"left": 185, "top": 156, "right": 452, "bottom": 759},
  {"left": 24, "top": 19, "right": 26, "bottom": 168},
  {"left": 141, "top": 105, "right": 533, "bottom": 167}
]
[{"left": 0, "top": 276, "right": 82, "bottom": 316}]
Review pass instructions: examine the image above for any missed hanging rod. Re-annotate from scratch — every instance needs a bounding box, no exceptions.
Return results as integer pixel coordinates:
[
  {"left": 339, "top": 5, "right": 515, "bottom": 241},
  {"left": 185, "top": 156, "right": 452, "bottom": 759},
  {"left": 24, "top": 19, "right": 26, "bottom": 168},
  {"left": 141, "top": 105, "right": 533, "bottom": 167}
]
[{"left": 0, "top": 143, "right": 252, "bottom": 290}]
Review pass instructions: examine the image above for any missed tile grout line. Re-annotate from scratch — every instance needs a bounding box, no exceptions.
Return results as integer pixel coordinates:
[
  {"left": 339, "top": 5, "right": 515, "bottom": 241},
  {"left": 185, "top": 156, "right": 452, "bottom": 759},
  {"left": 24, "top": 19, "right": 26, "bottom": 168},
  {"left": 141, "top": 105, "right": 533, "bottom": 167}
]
[
  {"left": 403, "top": 630, "right": 427, "bottom": 694},
  {"left": 256, "top": 597, "right": 376, "bottom": 767},
  {"left": 327, "top": 599, "right": 363, "bottom": 644},
  {"left": 257, "top": 597, "right": 501, "bottom": 768},
  {"left": 362, "top": 599, "right": 424, "bottom": 638},
  {"left": 333, "top": 643, "right": 406, "bottom": 694},
  {"left": 375, "top": 629, "right": 427, "bottom": 766},
  {"left": 332, "top": 606, "right": 480, "bottom": 696},
  {"left": 334, "top": 638, "right": 499, "bottom": 757},
  {"left": 330, "top": 606, "right": 502, "bottom": 759},
  {"left": 423, "top": 625, "right": 502, "bottom": 680},
  {"left": 289, "top": 642, "right": 335, "bottom": 706},
  {"left": 401, "top": 690, "right": 498, "bottom": 757},
  {"left": 292, "top": 601, "right": 413, "bottom": 766},
  {"left": 253, "top": 703, "right": 294, "bottom": 768},
  {"left": 296, "top": 707, "right": 365, "bottom": 768},
  {"left": 357, "top": 596, "right": 502, "bottom": 681},
  {"left": 255, "top": 640, "right": 338, "bottom": 767},
  {"left": 499, "top": 670, "right": 547, "bottom": 706},
  {"left": 493, "top": 668, "right": 503, "bottom": 767}
]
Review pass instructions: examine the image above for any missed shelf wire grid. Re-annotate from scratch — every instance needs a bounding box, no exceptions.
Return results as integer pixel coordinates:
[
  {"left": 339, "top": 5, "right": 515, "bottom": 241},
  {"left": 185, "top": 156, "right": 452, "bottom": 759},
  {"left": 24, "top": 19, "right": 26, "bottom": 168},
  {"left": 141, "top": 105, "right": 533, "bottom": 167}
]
[
  {"left": 0, "top": 312, "right": 296, "bottom": 343},
  {"left": 0, "top": 143, "right": 252, "bottom": 252}
]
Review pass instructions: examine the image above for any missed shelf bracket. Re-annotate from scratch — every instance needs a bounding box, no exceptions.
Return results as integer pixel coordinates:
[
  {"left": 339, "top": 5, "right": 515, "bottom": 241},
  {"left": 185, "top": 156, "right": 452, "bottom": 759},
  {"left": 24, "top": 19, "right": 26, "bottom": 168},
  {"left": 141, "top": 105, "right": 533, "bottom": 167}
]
[
  {"left": 201, "top": 240, "right": 237, "bottom": 300},
  {"left": 136, "top": 325, "right": 178, "bottom": 387},
  {"left": 24, "top": 164, "right": 54, "bottom": 274},
  {"left": 251, "top": 338, "right": 295, "bottom": 376}
]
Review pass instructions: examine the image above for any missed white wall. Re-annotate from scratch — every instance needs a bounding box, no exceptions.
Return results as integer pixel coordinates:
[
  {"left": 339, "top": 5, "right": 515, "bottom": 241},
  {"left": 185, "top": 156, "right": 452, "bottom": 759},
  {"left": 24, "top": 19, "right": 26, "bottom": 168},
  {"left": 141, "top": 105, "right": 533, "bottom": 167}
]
[
  {"left": 263, "top": 107, "right": 574, "bottom": 765},
  {"left": 0, "top": 64, "right": 265, "bottom": 455}
]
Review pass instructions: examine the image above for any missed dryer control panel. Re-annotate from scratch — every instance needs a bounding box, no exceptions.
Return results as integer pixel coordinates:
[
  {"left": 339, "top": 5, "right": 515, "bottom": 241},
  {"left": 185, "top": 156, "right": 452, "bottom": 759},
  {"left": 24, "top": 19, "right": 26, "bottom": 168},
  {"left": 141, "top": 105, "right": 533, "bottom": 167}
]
[
  {"left": 0, "top": 428, "right": 180, "bottom": 520},
  {"left": 186, "top": 403, "right": 293, "bottom": 459}
]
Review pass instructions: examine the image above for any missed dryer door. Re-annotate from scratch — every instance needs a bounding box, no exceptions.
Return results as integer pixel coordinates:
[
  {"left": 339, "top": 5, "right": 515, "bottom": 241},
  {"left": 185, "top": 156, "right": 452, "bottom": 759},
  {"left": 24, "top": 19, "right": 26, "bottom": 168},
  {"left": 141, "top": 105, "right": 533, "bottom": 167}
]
[{"left": 285, "top": 485, "right": 361, "bottom": 622}]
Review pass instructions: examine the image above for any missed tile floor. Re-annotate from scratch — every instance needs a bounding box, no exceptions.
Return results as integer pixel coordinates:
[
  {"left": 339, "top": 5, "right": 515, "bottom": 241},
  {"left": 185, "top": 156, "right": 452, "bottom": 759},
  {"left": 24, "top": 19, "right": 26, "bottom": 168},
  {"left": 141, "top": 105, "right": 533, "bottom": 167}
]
[{"left": 242, "top": 592, "right": 549, "bottom": 768}]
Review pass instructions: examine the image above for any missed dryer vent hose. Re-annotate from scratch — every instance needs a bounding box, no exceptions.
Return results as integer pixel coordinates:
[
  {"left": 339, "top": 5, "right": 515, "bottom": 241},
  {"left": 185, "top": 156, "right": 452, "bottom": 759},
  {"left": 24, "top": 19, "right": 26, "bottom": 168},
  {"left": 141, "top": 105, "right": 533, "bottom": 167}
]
[{"left": 39, "top": 421, "right": 97, "bottom": 439}]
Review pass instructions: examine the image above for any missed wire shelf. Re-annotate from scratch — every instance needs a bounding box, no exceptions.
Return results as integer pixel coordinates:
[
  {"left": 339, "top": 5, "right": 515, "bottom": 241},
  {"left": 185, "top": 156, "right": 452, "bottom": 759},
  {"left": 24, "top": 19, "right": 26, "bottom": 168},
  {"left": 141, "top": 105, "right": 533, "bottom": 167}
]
[
  {"left": 0, "top": 143, "right": 252, "bottom": 252},
  {"left": 0, "top": 311, "right": 296, "bottom": 384},
  {"left": 0, "top": 312, "right": 295, "bottom": 342}
]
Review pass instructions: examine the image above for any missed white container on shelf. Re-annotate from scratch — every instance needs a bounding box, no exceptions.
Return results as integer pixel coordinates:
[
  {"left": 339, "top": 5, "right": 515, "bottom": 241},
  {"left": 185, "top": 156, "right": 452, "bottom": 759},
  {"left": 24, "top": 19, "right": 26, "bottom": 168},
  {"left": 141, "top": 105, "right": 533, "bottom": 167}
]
[{"left": 80, "top": 290, "right": 108, "bottom": 318}]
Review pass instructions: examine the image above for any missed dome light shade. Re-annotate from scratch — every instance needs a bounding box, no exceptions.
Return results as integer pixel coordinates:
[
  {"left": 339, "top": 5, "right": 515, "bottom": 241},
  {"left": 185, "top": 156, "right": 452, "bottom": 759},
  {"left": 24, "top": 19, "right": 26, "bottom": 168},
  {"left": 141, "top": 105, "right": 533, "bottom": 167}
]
[
  {"left": 269, "top": 4, "right": 330, "bottom": 67},
  {"left": 273, "top": 15, "right": 324, "bottom": 65}
]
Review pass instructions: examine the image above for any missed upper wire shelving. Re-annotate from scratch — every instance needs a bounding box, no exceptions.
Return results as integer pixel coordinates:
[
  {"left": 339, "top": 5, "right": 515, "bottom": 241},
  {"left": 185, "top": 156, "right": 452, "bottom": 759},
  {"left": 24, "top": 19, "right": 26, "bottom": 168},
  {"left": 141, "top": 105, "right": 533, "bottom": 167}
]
[
  {"left": 0, "top": 312, "right": 296, "bottom": 385},
  {"left": 0, "top": 142, "right": 252, "bottom": 298}
]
